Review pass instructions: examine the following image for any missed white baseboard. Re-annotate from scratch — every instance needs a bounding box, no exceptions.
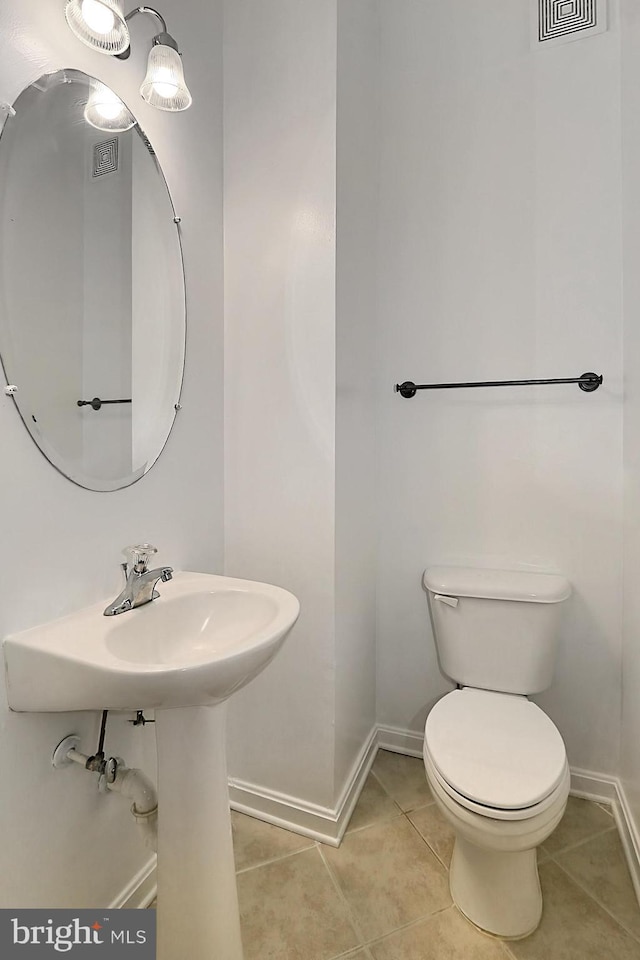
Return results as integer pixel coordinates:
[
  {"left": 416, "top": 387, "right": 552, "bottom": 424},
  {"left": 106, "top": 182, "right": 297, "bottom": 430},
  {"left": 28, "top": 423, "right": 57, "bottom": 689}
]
[
  {"left": 111, "top": 854, "right": 156, "bottom": 909},
  {"left": 568, "top": 766, "right": 619, "bottom": 803},
  {"left": 376, "top": 724, "right": 424, "bottom": 758},
  {"left": 613, "top": 780, "right": 640, "bottom": 906},
  {"left": 229, "top": 782, "right": 341, "bottom": 846},
  {"left": 229, "top": 726, "right": 379, "bottom": 846},
  {"left": 332, "top": 727, "right": 382, "bottom": 839}
]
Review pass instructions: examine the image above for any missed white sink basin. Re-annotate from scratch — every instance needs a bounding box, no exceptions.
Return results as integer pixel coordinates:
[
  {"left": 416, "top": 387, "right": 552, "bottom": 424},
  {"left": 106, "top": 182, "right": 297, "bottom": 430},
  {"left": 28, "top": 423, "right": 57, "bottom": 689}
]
[
  {"left": 3, "top": 571, "right": 300, "bottom": 712},
  {"left": 3, "top": 569, "right": 300, "bottom": 960}
]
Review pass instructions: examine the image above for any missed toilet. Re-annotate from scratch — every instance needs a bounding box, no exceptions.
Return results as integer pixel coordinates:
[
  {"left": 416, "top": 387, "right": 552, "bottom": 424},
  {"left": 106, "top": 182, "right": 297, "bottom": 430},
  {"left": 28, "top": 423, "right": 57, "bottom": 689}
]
[{"left": 422, "top": 566, "right": 571, "bottom": 939}]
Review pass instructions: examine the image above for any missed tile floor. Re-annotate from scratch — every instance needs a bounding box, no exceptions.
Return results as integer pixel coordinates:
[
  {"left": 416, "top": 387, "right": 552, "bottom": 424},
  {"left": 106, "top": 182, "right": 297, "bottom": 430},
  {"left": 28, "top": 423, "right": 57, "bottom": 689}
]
[{"left": 230, "top": 750, "right": 640, "bottom": 960}]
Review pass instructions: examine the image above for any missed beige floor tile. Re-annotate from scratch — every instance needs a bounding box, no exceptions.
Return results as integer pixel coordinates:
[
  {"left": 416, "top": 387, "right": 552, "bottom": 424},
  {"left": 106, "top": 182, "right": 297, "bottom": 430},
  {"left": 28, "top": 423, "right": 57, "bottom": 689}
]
[
  {"left": 555, "top": 829, "right": 640, "bottom": 940},
  {"left": 323, "top": 816, "right": 451, "bottom": 941},
  {"left": 408, "top": 803, "right": 455, "bottom": 867},
  {"left": 371, "top": 750, "right": 433, "bottom": 812},
  {"left": 347, "top": 773, "right": 403, "bottom": 833},
  {"left": 508, "top": 861, "right": 640, "bottom": 960},
  {"left": 542, "top": 796, "right": 615, "bottom": 856},
  {"left": 536, "top": 846, "right": 550, "bottom": 865},
  {"left": 369, "top": 906, "right": 509, "bottom": 960},
  {"left": 237, "top": 847, "right": 359, "bottom": 960},
  {"left": 232, "top": 810, "right": 314, "bottom": 872}
]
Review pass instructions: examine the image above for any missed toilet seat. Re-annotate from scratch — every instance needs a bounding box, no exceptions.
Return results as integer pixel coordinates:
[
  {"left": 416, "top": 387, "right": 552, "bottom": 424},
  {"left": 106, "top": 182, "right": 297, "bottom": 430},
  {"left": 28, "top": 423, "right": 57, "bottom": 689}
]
[
  {"left": 424, "top": 746, "right": 569, "bottom": 821},
  {"left": 425, "top": 688, "right": 567, "bottom": 819}
]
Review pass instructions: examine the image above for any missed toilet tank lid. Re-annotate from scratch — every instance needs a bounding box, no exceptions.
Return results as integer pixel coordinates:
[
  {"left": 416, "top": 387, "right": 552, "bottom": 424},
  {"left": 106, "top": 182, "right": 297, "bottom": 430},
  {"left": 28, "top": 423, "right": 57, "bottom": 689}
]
[{"left": 423, "top": 566, "right": 571, "bottom": 603}]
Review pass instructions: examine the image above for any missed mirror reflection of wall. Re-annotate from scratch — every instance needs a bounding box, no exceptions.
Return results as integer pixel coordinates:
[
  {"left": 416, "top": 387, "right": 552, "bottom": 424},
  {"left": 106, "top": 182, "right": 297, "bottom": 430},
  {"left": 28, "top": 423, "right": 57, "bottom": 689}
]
[
  {"left": 83, "top": 128, "right": 133, "bottom": 482},
  {"left": 0, "top": 70, "right": 185, "bottom": 491}
]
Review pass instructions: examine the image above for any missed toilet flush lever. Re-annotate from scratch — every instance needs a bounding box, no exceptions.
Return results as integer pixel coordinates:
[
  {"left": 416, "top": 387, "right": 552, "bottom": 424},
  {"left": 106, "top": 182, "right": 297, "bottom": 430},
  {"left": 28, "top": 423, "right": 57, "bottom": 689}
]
[{"left": 433, "top": 594, "right": 459, "bottom": 608}]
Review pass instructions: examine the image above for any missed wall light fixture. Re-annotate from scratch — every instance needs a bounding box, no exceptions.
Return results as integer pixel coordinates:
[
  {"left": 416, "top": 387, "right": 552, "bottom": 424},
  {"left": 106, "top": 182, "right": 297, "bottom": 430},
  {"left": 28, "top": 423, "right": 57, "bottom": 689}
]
[
  {"left": 65, "top": 2, "right": 192, "bottom": 112},
  {"left": 84, "top": 81, "right": 135, "bottom": 131}
]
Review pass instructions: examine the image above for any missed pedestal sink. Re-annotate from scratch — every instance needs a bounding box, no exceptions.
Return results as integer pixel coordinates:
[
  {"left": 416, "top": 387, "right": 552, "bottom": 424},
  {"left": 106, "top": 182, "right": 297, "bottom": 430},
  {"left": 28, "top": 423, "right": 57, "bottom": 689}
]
[{"left": 3, "top": 572, "right": 300, "bottom": 960}]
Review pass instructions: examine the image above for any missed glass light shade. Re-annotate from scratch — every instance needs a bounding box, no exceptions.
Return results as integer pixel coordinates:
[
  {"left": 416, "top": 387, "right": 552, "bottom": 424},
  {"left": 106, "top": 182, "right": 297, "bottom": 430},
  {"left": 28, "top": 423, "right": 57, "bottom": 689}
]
[
  {"left": 84, "top": 83, "right": 135, "bottom": 132},
  {"left": 140, "top": 45, "right": 192, "bottom": 112},
  {"left": 65, "top": 0, "right": 130, "bottom": 55}
]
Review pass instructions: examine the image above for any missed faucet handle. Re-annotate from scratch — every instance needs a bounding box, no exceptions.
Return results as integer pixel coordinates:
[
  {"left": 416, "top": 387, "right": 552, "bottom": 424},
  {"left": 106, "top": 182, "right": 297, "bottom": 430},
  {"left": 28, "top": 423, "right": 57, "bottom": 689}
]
[{"left": 123, "top": 543, "right": 158, "bottom": 574}]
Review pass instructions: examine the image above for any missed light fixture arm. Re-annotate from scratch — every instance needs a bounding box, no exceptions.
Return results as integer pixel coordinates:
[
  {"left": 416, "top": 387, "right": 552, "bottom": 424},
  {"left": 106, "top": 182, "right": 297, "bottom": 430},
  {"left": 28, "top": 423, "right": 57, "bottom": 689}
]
[
  {"left": 116, "top": 6, "right": 179, "bottom": 60},
  {"left": 124, "top": 6, "right": 167, "bottom": 33}
]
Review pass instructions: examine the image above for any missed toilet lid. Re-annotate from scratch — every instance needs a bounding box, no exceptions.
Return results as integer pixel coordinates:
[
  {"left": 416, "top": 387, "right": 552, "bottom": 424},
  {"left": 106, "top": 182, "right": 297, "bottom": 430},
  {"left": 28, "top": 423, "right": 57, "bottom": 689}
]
[{"left": 425, "top": 689, "right": 567, "bottom": 810}]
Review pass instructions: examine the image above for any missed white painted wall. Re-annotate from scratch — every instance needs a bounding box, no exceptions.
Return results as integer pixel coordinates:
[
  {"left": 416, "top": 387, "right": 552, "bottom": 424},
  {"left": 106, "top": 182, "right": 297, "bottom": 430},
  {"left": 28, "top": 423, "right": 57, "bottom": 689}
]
[
  {"left": 224, "top": 0, "right": 625, "bottom": 817},
  {"left": 621, "top": 0, "right": 640, "bottom": 847},
  {"left": 335, "top": 0, "right": 378, "bottom": 789},
  {"left": 375, "top": 0, "right": 624, "bottom": 776},
  {"left": 224, "top": 0, "right": 379, "bottom": 811},
  {"left": 82, "top": 125, "right": 132, "bottom": 482},
  {"left": 223, "top": 0, "right": 339, "bottom": 809},
  {"left": 0, "top": 0, "right": 223, "bottom": 907}
]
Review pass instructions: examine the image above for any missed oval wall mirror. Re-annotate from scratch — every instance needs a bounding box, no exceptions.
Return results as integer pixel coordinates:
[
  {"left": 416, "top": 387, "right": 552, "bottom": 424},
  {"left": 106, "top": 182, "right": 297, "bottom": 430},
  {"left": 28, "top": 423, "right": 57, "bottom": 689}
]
[{"left": 0, "top": 69, "right": 185, "bottom": 491}]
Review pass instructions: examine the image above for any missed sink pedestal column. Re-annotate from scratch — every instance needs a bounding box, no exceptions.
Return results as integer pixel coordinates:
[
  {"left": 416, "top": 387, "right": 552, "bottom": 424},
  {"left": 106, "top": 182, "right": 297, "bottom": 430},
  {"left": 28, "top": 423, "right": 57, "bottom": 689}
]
[{"left": 155, "top": 703, "right": 243, "bottom": 960}]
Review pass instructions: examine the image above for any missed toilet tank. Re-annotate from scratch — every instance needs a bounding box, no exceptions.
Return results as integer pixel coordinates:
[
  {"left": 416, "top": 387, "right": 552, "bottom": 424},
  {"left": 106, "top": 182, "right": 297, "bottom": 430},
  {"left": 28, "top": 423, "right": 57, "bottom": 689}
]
[{"left": 423, "top": 567, "right": 571, "bottom": 695}]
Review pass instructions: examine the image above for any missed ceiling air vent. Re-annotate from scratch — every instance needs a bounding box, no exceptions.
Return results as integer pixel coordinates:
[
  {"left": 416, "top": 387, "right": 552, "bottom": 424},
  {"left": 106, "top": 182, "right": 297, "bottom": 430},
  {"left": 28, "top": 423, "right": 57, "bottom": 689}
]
[
  {"left": 537, "top": 0, "right": 606, "bottom": 45},
  {"left": 92, "top": 137, "right": 119, "bottom": 177}
]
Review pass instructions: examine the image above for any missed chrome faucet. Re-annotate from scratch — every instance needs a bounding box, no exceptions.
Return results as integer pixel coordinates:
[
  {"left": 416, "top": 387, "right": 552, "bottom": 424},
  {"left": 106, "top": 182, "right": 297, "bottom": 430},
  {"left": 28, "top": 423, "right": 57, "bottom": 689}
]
[{"left": 103, "top": 544, "right": 173, "bottom": 617}]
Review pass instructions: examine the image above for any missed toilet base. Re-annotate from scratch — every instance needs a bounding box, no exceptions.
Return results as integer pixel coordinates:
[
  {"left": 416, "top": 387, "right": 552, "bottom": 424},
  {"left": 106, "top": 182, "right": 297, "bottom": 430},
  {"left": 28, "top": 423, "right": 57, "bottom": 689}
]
[{"left": 450, "top": 836, "right": 541, "bottom": 939}]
